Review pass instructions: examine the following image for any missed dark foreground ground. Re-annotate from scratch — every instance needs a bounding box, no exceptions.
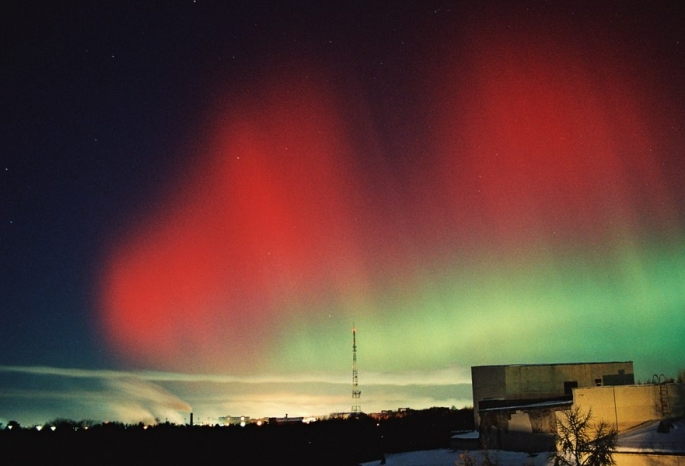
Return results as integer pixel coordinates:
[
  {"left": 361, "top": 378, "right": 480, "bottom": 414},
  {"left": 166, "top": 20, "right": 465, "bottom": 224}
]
[{"left": 0, "top": 408, "right": 473, "bottom": 465}]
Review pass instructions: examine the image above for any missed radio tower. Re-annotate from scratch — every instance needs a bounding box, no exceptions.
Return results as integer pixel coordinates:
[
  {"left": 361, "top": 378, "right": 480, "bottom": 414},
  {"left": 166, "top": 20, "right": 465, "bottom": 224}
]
[{"left": 351, "top": 325, "right": 361, "bottom": 414}]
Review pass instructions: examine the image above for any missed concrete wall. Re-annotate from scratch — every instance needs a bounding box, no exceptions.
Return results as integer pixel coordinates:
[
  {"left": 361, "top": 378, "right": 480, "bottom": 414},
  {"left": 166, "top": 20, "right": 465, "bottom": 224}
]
[
  {"left": 471, "top": 366, "right": 506, "bottom": 401},
  {"left": 471, "top": 365, "right": 506, "bottom": 426},
  {"left": 612, "top": 453, "right": 685, "bottom": 466},
  {"left": 504, "top": 362, "right": 634, "bottom": 400},
  {"left": 574, "top": 384, "right": 685, "bottom": 432}
]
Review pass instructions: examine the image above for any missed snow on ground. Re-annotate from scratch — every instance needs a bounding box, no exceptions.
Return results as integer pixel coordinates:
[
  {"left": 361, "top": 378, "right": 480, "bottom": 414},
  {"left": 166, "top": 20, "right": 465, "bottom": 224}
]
[
  {"left": 360, "top": 448, "right": 552, "bottom": 466},
  {"left": 615, "top": 418, "right": 685, "bottom": 454},
  {"left": 362, "top": 419, "right": 685, "bottom": 465}
]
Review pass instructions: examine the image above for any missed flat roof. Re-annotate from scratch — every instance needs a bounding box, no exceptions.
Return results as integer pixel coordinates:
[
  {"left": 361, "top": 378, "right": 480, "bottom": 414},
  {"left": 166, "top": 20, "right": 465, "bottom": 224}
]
[
  {"left": 472, "top": 361, "right": 633, "bottom": 369},
  {"left": 478, "top": 399, "right": 573, "bottom": 413}
]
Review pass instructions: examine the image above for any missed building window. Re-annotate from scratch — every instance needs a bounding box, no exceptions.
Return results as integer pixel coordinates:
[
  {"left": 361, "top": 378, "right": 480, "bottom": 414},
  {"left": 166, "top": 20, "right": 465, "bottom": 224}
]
[
  {"left": 564, "top": 381, "right": 578, "bottom": 395},
  {"left": 595, "top": 378, "right": 602, "bottom": 386}
]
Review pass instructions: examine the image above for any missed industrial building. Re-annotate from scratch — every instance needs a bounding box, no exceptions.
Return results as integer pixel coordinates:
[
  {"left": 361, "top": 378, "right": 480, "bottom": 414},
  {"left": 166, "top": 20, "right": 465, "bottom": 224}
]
[
  {"left": 469, "top": 361, "right": 685, "bottom": 458},
  {"left": 472, "top": 361, "right": 635, "bottom": 424}
]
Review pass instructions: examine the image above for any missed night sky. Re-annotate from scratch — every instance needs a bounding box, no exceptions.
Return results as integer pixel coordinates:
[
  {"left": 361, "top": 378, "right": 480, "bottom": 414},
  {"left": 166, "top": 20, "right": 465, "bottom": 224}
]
[{"left": 2, "top": 1, "right": 685, "bottom": 426}]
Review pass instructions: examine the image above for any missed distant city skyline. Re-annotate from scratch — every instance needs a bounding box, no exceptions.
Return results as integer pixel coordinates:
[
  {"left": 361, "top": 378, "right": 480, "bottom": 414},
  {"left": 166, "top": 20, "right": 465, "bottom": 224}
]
[{"left": 0, "top": 363, "right": 473, "bottom": 426}]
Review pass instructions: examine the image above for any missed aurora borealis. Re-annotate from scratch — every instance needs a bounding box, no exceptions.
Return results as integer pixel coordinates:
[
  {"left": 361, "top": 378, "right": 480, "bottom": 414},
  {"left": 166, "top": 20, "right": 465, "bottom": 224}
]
[{"left": 2, "top": 1, "right": 684, "bottom": 425}]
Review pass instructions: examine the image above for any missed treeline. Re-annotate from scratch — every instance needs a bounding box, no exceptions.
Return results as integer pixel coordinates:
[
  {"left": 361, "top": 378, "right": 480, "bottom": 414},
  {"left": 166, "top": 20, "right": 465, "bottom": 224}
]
[
  {"left": 377, "top": 407, "right": 474, "bottom": 453},
  {"left": 0, "top": 407, "right": 474, "bottom": 465}
]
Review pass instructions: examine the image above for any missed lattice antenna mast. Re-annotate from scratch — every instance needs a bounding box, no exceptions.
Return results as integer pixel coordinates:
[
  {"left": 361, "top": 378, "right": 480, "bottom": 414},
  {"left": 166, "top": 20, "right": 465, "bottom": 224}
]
[{"left": 351, "top": 325, "right": 361, "bottom": 413}]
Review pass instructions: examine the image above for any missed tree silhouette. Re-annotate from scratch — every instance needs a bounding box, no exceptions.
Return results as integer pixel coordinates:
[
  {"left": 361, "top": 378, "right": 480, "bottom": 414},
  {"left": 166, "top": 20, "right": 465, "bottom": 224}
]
[
  {"left": 551, "top": 407, "right": 617, "bottom": 466},
  {"left": 6, "top": 420, "right": 21, "bottom": 430}
]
